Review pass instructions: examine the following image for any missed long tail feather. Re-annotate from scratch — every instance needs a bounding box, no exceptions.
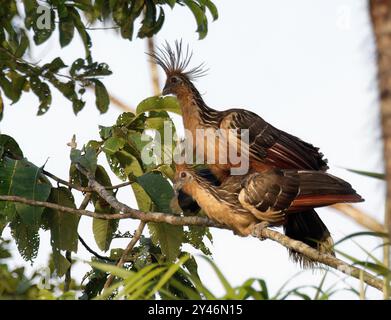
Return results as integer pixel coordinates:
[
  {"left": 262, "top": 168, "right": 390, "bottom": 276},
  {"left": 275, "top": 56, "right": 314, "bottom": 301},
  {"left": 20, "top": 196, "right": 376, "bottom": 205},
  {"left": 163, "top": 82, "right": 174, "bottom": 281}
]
[{"left": 283, "top": 209, "right": 334, "bottom": 268}]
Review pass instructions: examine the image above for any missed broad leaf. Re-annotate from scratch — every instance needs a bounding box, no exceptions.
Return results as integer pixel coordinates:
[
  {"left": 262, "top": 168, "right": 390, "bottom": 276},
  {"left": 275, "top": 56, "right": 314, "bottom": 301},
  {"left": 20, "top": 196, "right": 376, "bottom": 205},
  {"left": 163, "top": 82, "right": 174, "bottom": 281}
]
[
  {"left": 10, "top": 215, "right": 40, "bottom": 262},
  {"left": 92, "top": 166, "right": 119, "bottom": 252},
  {"left": 0, "top": 157, "right": 52, "bottom": 226},
  {"left": 136, "top": 96, "right": 181, "bottom": 115},
  {"left": 0, "top": 134, "right": 24, "bottom": 159},
  {"left": 44, "top": 187, "right": 79, "bottom": 252},
  {"left": 93, "top": 79, "right": 110, "bottom": 113},
  {"left": 52, "top": 249, "right": 71, "bottom": 277},
  {"left": 137, "top": 172, "right": 184, "bottom": 262}
]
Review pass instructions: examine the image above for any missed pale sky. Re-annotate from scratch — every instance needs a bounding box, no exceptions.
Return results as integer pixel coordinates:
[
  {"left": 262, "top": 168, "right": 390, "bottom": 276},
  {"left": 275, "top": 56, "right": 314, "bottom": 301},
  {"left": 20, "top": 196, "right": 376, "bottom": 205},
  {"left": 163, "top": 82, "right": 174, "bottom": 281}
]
[{"left": 0, "top": 0, "right": 386, "bottom": 299}]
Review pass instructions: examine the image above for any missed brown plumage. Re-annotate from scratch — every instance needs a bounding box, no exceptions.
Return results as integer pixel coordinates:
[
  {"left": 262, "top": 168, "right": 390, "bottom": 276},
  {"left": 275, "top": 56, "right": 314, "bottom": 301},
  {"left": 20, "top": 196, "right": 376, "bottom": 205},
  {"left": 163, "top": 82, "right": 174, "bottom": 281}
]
[
  {"left": 151, "top": 41, "right": 364, "bottom": 266},
  {"left": 149, "top": 41, "right": 328, "bottom": 178},
  {"left": 174, "top": 166, "right": 363, "bottom": 266}
]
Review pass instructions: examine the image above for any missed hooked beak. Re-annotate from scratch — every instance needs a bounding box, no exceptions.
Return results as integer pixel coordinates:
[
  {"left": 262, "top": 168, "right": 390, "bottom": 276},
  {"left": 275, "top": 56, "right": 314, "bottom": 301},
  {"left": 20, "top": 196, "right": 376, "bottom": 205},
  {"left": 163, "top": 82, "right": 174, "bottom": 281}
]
[
  {"left": 162, "top": 83, "right": 171, "bottom": 96},
  {"left": 173, "top": 180, "right": 184, "bottom": 193}
]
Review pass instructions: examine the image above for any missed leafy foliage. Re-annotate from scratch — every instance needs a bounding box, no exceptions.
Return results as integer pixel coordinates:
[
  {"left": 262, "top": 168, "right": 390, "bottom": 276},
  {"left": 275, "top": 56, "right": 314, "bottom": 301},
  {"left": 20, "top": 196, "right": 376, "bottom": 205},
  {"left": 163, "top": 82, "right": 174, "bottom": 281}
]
[
  {"left": 0, "top": 0, "right": 218, "bottom": 118},
  {"left": 0, "top": 238, "right": 78, "bottom": 299}
]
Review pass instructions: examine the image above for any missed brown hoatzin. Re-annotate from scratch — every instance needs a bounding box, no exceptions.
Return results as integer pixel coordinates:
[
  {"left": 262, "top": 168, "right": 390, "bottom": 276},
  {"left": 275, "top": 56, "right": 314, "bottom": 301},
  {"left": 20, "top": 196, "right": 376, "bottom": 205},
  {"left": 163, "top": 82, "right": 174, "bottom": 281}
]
[
  {"left": 150, "top": 41, "right": 362, "bottom": 262},
  {"left": 174, "top": 165, "right": 363, "bottom": 266}
]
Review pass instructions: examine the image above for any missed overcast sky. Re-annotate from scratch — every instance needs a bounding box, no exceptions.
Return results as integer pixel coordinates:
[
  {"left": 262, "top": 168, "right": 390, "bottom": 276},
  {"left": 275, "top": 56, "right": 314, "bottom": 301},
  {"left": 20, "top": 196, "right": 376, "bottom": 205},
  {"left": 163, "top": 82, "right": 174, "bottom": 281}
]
[{"left": 0, "top": 0, "right": 386, "bottom": 299}]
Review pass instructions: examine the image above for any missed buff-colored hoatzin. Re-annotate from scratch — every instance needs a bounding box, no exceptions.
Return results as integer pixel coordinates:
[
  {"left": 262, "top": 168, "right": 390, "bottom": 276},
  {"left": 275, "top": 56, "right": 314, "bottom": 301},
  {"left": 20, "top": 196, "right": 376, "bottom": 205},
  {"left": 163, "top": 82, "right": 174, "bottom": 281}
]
[{"left": 174, "top": 165, "right": 363, "bottom": 265}]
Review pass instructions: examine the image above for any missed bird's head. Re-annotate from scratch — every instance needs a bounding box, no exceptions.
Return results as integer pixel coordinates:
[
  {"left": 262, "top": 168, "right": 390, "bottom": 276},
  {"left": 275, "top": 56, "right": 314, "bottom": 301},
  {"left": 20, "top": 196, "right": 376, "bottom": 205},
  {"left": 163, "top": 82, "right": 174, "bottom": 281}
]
[
  {"left": 162, "top": 73, "right": 189, "bottom": 96},
  {"left": 148, "top": 40, "right": 207, "bottom": 97},
  {"left": 173, "top": 169, "right": 195, "bottom": 192}
]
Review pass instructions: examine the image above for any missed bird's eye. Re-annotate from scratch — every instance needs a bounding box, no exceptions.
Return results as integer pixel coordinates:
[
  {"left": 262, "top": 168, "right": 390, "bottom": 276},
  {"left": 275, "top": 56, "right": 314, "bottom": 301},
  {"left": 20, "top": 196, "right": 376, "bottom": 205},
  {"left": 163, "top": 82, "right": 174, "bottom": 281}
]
[
  {"left": 171, "top": 76, "right": 180, "bottom": 84},
  {"left": 180, "top": 172, "right": 187, "bottom": 178}
]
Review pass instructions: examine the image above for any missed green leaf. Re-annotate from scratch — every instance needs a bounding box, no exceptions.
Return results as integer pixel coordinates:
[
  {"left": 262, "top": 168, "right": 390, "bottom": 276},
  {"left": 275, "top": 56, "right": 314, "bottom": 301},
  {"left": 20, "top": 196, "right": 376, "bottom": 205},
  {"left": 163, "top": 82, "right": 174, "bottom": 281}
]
[
  {"left": 137, "top": 172, "right": 184, "bottom": 262},
  {"left": 166, "top": 0, "right": 176, "bottom": 9},
  {"left": 44, "top": 187, "right": 79, "bottom": 252},
  {"left": 0, "top": 73, "right": 26, "bottom": 104},
  {"left": 199, "top": 256, "right": 235, "bottom": 298},
  {"left": 138, "top": 1, "right": 165, "bottom": 38},
  {"left": 137, "top": 172, "right": 175, "bottom": 212},
  {"left": 52, "top": 249, "right": 71, "bottom": 277},
  {"left": 0, "top": 134, "right": 24, "bottom": 159},
  {"left": 92, "top": 166, "right": 119, "bottom": 252},
  {"left": 10, "top": 215, "right": 40, "bottom": 262},
  {"left": 102, "top": 137, "right": 126, "bottom": 155},
  {"left": 120, "top": 15, "right": 135, "bottom": 40},
  {"left": 147, "top": 254, "right": 189, "bottom": 298},
  {"left": 0, "top": 157, "right": 52, "bottom": 225},
  {"left": 185, "top": 226, "right": 212, "bottom": 255},
  {"left": 59, "top": 13, "right": 75, "bottom": 47},
  {"left": 14, "top": 30, "right": 29, "bottom": 58},
  {"left": 93, "top": 218, "right": 118, "bottom": 252},
  {"left": 136, "top": 96, "right": 181, "bottom": 115},
  {"left": 183, "top": 0, "right": 208, "bottom": 39},
  {"left": 116, "top": 112, "right": 136, "bottom": 127},
  {"left": 93, "top": 79, "right": 110, "bottom": 113},
  {"left": 33, "top": 8, "right": 55, "bottom": 45},
  {"left": 68, "top": 7, "right": 92, "bottom": 58},
  {"left": 29, "top": 76, "right": 52, "bottom": 115},
  {"left": 345, "top": 168, "right": 385, "bottom": 180},
  {"left": 70, "top": 147, "right": 97, "bottom": 173},
  {"left": 198, "top": 0, "right": 218, "bottom": 20},
  {"left": 0, "top": 91, "right": 3, "bottom": 121},
  {"left": 43, "top": 57, "right": 67, "bottom": 73},
  {"left": 334, "top": 231, "right": 388, "bottom": 246}
]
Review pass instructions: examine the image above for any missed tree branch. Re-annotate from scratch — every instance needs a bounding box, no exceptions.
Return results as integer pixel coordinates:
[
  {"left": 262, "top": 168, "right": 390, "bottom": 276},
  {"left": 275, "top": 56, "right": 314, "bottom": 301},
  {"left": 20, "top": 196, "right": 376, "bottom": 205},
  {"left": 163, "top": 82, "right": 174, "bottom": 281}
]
[
  {"left": 0, "top": 176, "right": 385, "bottom": 292},
  {"left": 257, "top": 228, "right": 383, "bottom": 291},
  {"left": 103, "top": 221, "right": 146, "bottom": 289},
  {"left": 331, "top": 204, "right": 386, "bottom": 233},
  {"left": 0, "top": 195, "right": 218, "bottom": 227}
]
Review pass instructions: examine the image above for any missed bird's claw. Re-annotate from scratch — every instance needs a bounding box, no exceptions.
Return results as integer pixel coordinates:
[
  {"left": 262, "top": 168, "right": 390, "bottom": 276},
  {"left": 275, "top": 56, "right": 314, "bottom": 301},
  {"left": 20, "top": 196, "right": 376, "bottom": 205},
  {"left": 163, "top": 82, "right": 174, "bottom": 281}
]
[{"left": 251, "top": 221, "right": 271, "bottom": 240}]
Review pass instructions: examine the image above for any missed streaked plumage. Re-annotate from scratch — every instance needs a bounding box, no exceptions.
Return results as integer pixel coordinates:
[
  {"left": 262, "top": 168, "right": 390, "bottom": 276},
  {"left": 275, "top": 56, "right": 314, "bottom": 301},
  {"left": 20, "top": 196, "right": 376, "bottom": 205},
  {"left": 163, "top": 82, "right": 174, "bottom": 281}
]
[
  {"left": 151, "top": 41, "right": 364, "bottom": 266},
  {"left": 174, "top": 166, "right": 363, "bottom": 266},
  {"left": 149, "top": 41, "right": 328, "bottom": 179}
]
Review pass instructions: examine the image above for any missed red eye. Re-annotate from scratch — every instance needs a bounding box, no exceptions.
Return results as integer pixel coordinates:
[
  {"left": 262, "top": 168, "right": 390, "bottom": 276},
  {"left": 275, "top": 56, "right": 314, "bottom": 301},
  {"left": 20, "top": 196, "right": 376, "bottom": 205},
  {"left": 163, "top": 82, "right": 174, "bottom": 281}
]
[
  {"left": 171, "top": 76, "right": 179, "bottom": 83},
  {"left": 180, "top": 172, "right": 187, "bottom": 178}
]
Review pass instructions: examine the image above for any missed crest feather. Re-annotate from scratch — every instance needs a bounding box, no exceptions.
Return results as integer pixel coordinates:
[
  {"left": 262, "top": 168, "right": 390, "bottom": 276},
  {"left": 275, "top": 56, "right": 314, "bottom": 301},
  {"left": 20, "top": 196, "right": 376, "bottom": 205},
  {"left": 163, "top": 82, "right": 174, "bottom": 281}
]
[{"left": 148, "top": 40, "right": 207, "bottom": 79}]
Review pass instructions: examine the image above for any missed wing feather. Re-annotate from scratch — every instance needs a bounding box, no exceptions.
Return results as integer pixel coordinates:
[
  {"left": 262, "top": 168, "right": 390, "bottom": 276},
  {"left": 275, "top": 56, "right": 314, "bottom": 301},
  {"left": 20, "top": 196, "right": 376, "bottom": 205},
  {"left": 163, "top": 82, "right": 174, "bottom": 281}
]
[{"left": 219, "top": 109, "right": 328, "bottom": 170}]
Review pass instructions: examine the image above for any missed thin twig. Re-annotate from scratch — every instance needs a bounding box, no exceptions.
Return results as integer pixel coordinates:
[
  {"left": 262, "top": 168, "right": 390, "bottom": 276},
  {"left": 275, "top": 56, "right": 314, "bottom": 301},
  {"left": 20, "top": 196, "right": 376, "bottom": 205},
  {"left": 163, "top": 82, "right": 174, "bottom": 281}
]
[
  {"left": 103, "top": 221, "right": 146, "bottom": 289},
  {"left": 64, "top": 250, "right": 72, "bottom": 292},
  {"left": 146, "top": 37, "right": 161, "bottom": 95},
  {"left": 255, "top": 228, "right": 383, "bottom": 291},
  {"left": 42, "top": 169, "right": 133, "bottom": 192},
  {"left": 65, "top": 193, "right": 92, "bottom": 291},
  {"left": 75, "top": 192, "right": 114, "bottom": 263},
  {"left": 78, "top": 234, "right": 115, "bottom": 262}
]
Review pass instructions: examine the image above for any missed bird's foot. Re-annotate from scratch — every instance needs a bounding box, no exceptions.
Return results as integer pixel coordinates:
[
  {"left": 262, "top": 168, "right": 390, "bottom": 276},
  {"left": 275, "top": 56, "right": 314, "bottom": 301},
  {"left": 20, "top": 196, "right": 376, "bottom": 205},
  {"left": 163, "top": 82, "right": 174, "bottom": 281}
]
[{"left": 251, "top": 221, "right": 271, "bottom": 240}]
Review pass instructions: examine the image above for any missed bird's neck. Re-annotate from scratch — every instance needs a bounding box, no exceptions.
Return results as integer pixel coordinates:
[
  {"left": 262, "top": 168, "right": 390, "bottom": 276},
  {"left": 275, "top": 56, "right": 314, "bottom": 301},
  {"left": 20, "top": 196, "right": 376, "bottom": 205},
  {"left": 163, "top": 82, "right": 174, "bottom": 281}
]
[
  {"left": 182, "top": 178, "right": 219, "bottom": 210},
  {"left": 176, "top": 82, "right": 219, "bottom": 130}
]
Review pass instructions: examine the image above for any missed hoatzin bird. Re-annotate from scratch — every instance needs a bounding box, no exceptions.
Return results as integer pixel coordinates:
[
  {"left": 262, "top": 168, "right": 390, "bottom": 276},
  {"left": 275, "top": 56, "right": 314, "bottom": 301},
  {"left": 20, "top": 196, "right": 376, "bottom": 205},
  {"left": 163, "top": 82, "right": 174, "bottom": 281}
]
[
  {"left": 149, "top": 41, "right": 363, "bottom": 263},
  {"left": 174, "top": 165, "right": 363, "bottom": 266}
]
